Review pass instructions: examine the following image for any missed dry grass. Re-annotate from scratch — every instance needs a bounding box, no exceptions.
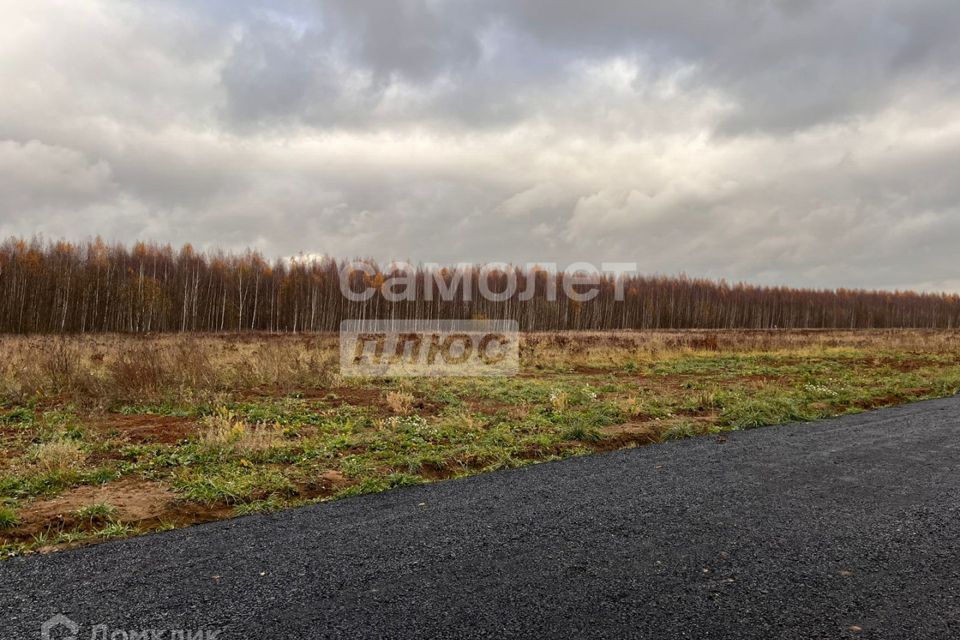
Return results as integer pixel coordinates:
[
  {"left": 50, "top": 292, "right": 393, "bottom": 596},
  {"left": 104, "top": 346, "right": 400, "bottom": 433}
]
[
  {"left": 199, "top": 409, "right": 285, "bottom": 453},
  {"left": 522, "top": 329, "right": 960, "bottom": 370},
  {"left": 549, "top": 389, "right": 568, "bottom": 412},
  {"left": 28, "top": 439, "right": 86, "bottom": 473},
  {"left": 2, "top": 330, "right": 955, "bottom": 407},
  {"left": 385, "top": 390, "right": 415, "bottom": 415},
  {"left": 0, "top": 333, "right": 339, "bottom": 405},
  {"left": 0, "top": 329, "right": 954, "bottom": 408}
]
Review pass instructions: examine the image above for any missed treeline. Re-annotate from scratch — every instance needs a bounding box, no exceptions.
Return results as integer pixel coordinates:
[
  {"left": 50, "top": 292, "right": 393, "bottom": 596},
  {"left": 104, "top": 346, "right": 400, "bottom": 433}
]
[{"left": 0, "top": 237, "right": 958, "bottom": 333}]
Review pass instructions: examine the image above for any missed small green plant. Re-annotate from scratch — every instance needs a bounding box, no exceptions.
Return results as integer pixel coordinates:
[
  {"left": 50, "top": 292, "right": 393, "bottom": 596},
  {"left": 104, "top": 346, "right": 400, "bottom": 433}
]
[
  {"left": 0, "top": 406, "right": 33, "bottom": 425},
  {"left": 233, "top": 495, "right": 291, "bottom": 516},
  {"left": 660, "top": 420, "right": 716, "bottom": 441},
  {"left": 0, "top": 506, "right": 20, "bottom": 530},
  {"left": 53, "top": 529, "right": 92, "bottom": 545},
  {"left": 720, "top": 395, "right": 812, "bottom": 430},
  {"left": 333, "top": 473, "right": 421, "bottom": 499},
  {"left": 31, "top": 530, "right": 52, "bottom": 547},
  {"left": 73, "top": 503, "right": 118, "bottom": 524},
  {"left": 559, "top": 411, "right": 608, "bottom": 442},
  {"left": 96, "top": 521, "right": 137, "bottom": 539},
  {"left": 0, "top": 542, "right": 26, "bottom": 559},
  {"left": 627, "top": 396, "right": 674, "bottom": 420},
  {"left": 176, "top": 466, "right": 296, "bottom": 505},
  {"left": 561, "top": 424, "right": 602, "bottom": 441}
]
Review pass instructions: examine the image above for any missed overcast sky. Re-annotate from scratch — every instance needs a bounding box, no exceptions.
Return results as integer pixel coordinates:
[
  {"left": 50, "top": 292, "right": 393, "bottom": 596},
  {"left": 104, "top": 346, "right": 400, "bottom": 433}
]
[{"left": 2, "top": 1, "right": 959, "bottom": 291}]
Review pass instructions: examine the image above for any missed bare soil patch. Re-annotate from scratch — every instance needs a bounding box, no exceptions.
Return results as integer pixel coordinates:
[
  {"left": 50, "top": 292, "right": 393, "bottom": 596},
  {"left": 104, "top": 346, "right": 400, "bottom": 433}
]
[
  {"left": 600, "top": 422, "right": 661, "bottom": 447},
  {"left": 295, "top": 470, "right": 350, "bottom": 496},
  {"left": 91, "top": 414, "right": 197, "bottom": 444},
  {"left": 12, "top": 478, "right": 176, "bottom": 537}
]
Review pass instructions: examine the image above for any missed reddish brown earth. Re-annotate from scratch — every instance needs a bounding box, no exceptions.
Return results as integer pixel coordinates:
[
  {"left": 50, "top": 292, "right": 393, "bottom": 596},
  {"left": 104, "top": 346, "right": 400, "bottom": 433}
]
[
  {"left": 90, "top": 414, "right": 198, "bottom": 444},
  {"left": 9, "top": 478, "right": 176, "bottom": 539}
]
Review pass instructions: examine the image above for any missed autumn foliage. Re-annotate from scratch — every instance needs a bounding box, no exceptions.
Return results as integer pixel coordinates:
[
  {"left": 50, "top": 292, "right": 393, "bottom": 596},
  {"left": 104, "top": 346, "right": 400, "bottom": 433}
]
[{"left": 0, "top": 237, "right": 958, "bottom": 333}]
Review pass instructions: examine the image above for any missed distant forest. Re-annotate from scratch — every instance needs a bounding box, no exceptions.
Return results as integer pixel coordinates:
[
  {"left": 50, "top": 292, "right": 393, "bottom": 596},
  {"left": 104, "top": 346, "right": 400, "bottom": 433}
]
[{"left": 0, "top": 238, "right": 958, "bottom": 333}]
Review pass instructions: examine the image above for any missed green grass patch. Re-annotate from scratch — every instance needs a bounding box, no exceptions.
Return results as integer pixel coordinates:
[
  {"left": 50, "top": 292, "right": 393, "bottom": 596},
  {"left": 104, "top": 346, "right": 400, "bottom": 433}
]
[
  {"left": 175, "top": 465, "right": 296, "bottom": 505},
  {"left": 0, "top": 507, "right": 19, "bottom": 530},
  {"left": 73, "top": 503, "right": 118, "bottom": 524}
]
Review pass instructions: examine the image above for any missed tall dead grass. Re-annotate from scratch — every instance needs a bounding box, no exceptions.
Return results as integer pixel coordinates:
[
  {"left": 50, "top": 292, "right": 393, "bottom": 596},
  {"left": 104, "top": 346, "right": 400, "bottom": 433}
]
[
  {"left": 522, "top": 329, "right": 960, "bottom": 369},
  {"left": 523, "top": 329, "right": 960, "bottom": 354},
  {"left": 0, "top": 333, "right": 339, "bottom": 405},
  {"left": 0, "top": 330, "right": 955, "bottom": 405},
  {"left": 28, "top": 439, "right": 86, "bottom": 473},
  {"left": 199, "top": 409, "right": 285, "bottom": 453}
]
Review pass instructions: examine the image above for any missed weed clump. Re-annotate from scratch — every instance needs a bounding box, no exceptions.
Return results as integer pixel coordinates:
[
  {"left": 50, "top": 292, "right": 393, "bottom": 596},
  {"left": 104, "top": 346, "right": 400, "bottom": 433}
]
[
  {"left": 72, "top": 503, "right": 118, "bottom": 525},
  {"left": 0, "top": 507, "right": 19, "bottom": 530},
  {"left": 199, "top": 408, "right": 284, "bottom": 453},
  {"left": 386, "top": 390, "right": 415, "bottom": 415},
  {"left": 28, "top": 439, "right": 86, "bottom": 473},
  {"left": 549, "top": 389, "right": 568, "bottom": 412}
]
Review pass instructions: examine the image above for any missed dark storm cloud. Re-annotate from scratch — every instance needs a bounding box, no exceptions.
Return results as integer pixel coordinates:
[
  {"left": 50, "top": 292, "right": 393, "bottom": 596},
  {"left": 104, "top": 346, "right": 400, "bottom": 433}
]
[
  {"left": 1, "top": 0, "right": 959, "bottom": 291},
  {"left": 209, "top": 0, "right": 960, "bottom": 133}
]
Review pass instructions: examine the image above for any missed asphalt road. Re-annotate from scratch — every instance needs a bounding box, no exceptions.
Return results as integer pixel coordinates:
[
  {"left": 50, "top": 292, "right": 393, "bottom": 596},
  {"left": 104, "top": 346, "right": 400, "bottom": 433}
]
[{"left": 3, "top": 397, "right": 960, "bottom": 639}]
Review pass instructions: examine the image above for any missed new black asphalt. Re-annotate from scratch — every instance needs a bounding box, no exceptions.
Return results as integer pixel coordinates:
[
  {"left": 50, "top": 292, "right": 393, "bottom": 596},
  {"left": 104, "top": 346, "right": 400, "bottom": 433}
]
[{"left": 3, "top": 397, "right": 960, "bottom": 639}]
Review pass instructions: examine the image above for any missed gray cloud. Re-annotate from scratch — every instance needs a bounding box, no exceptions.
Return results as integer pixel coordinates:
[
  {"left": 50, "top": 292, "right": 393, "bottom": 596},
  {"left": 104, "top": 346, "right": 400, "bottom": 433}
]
[{"left": 1, "top": 0, "right": 959, "bottom": 291}]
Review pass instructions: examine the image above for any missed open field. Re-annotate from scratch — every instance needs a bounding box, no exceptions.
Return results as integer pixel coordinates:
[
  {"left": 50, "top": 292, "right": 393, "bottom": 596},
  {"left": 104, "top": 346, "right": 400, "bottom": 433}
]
[{"left": 2, "top": 330, "right": 960, "bottom": 557}]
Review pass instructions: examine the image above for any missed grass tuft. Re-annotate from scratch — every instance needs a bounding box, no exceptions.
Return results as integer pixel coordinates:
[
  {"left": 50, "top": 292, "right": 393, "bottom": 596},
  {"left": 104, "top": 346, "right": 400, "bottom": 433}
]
[
  {"left": 0, "top": 507, "right": 20, "bottom": 530},
  {"left": 73, "top": 503, "right": 118, "bottom": 524},
  {"left": 199, "top": 408, "right": 285, "bottom": 453},
  {"left": 385, "top": 390, "right": 415, "bottom": 415},
  {"left": 28, "top": 439, "right": 86, "bottom": 473}
]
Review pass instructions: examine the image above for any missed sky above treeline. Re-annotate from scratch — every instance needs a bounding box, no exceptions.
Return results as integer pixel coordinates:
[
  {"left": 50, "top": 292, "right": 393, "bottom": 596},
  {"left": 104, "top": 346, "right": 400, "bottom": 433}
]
[{"left": 2, "top": 1, "right": 959, "bottom": 292}]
